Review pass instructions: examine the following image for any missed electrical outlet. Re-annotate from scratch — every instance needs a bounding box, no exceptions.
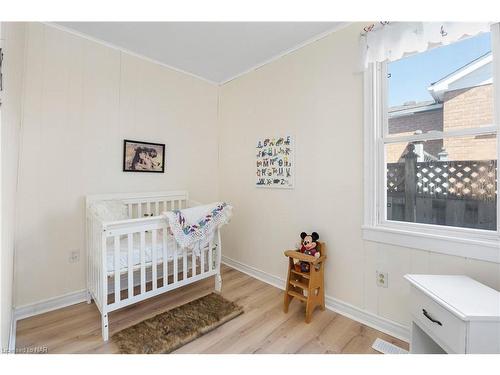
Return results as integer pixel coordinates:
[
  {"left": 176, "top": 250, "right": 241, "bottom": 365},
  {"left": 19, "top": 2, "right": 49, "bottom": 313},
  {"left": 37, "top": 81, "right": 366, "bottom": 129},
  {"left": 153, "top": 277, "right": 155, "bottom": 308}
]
[
  {"left": 376, "top": 270, "right": 388, "bottom": 288},
  {"left": 69, "top": 249, "right": 80, "bottom": 263}
]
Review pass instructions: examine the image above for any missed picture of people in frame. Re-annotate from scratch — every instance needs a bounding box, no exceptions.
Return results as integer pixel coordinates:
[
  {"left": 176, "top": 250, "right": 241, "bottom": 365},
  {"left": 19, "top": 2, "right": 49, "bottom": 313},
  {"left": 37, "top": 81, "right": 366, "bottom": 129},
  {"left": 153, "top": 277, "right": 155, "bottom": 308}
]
[{"left": 123, "top": 140, "right": 165, "bottom": 173}]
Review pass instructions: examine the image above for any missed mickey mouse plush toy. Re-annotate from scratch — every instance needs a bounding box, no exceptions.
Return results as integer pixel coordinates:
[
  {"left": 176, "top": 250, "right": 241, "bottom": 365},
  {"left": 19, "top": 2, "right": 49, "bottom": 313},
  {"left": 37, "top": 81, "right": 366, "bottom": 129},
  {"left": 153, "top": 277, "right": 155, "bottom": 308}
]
[{"left": 295, "top": 232, "right": 320, "bottom": 273}]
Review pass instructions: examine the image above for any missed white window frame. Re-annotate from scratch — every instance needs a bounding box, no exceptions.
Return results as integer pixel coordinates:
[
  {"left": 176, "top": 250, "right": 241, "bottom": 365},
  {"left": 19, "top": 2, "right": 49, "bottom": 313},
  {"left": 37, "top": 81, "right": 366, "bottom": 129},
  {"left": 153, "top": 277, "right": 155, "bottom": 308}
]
[{"left": 363, "top": 23, "right": 500, "bottom": 263}]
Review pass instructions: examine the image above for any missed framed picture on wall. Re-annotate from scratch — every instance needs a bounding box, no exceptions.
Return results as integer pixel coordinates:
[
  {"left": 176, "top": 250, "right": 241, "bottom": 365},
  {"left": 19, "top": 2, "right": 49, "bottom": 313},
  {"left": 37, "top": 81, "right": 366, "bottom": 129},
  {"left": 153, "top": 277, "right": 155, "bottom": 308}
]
[
  {"left": 123, "top": 139, "right": 165, "bottom": 173},
  {"left": 256, "top": 135, "right": 294, "bottom": 188}
]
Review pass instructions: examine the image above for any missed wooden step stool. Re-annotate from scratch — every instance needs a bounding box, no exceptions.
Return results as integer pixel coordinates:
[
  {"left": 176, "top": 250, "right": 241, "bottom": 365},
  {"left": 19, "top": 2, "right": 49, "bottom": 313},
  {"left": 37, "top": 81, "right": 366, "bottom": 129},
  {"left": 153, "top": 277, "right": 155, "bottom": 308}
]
[{"left": 283, "top": 242, "right": 326, "bottom": 323}]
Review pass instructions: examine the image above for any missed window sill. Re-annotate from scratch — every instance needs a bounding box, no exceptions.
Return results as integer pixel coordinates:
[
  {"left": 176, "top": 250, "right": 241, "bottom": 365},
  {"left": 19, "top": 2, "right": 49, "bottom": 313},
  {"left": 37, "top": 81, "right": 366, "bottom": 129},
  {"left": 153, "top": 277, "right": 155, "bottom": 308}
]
[{"left": 362, "top": 224, "right": 500, "bottom": 263}]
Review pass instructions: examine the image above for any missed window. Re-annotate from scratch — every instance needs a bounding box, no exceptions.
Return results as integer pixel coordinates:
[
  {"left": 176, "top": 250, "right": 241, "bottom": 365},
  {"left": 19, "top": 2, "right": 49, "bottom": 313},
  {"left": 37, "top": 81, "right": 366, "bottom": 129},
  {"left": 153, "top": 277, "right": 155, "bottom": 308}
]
[{"left": 363, "top": 24, "right": 500, "bottom": 262}]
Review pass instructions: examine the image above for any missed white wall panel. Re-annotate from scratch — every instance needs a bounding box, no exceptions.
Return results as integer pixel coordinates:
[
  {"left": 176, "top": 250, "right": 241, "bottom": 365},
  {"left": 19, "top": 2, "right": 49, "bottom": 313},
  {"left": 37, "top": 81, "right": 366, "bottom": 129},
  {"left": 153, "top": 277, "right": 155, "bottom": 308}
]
[
  {"left": 14, "top": 23, "right": 218, "bottom": 307},
  {"left": 13, "top": 21, "right": 500, "bottom": 330},
  {"left": 218, "top": 23, "right": 500, "bottom": 328},
  {"left": 1, "top": 21, "right": 26, "bottom": 350}
]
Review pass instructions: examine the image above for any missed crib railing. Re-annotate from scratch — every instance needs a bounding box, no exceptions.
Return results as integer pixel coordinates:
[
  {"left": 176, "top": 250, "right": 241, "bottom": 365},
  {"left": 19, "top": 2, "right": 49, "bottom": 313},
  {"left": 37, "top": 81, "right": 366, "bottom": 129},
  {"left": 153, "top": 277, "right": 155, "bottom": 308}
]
[
  {"left": 104, "top": 221, "right": 217, "bottom": 296},
  {"left": 123, "top": 196, "right": 187, "bottom": 218},
  {"left": 85, "top": 191, "right": 221, "bottom": 341}
]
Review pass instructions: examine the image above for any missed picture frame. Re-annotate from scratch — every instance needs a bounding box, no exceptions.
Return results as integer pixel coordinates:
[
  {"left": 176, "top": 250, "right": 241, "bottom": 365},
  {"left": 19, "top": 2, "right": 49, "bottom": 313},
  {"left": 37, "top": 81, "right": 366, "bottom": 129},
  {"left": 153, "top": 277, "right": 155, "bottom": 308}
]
[{"left": 123, "top": 139, "right": 166, "bottom": 173}]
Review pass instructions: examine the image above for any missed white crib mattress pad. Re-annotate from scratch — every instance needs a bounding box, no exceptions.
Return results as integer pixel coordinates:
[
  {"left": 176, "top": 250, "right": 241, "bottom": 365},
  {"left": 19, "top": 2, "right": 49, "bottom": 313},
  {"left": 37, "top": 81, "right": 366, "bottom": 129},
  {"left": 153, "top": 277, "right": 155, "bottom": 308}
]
[{"left": 106, "top": 233, "right": 187, "bottom": 274}]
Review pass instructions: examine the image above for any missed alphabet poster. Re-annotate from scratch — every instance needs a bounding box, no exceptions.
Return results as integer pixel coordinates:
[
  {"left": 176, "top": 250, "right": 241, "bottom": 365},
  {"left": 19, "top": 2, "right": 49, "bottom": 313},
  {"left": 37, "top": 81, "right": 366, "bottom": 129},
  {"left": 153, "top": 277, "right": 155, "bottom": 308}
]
[{"left": 256, "top": 135, "right": 294, "bottom": 188}]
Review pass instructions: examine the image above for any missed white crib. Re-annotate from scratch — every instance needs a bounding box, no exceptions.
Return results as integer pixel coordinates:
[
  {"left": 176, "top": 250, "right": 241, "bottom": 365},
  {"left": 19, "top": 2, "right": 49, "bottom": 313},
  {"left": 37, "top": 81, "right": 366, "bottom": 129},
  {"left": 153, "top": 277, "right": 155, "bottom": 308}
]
[{"left": 85, "top": 191, "right": 222, "bottom": 341}]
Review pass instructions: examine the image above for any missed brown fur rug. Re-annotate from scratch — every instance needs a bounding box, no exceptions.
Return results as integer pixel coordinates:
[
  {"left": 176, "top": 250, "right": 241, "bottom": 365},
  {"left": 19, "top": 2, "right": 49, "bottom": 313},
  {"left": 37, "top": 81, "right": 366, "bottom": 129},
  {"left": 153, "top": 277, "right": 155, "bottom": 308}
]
[{"left": 113, "top": 293, "right": 243, "bottom": 354}]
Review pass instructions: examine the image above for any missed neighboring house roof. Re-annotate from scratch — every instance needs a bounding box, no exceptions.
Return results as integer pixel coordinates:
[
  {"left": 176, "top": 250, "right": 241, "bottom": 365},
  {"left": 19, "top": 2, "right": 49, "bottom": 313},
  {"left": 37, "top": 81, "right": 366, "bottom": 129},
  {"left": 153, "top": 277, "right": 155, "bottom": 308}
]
[
  {"left": 388, "top": 100, "right": 442, "bottom": 119},
  {"left": 389, "top": 52, "right": 492, "bottom": 116},
  {"left": 427, "top": 51, "right": 492, "bottom": 102}
]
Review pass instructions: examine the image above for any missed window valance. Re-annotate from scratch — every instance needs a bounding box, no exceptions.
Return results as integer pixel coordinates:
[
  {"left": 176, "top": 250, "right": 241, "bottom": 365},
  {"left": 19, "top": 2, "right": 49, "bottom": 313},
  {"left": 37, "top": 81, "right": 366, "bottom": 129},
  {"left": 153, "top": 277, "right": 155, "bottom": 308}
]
[{"left": 360, "top": 22, "right": 492, "bottom": 68}]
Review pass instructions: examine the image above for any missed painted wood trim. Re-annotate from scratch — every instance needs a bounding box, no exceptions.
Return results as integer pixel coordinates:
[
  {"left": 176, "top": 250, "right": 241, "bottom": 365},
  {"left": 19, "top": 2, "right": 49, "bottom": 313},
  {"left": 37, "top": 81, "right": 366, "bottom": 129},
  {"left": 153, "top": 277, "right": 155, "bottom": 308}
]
[
  {"left": 221, "top": 255, "right": 410, "bottom": 342},
  {"left": 44, "top": 22, "right": 351, "bottom": 86},
  {"left": 492, "top": 23, "right": 500, "bottom": 235},
  {"left": 14, "top": 289, "right": 88, "bottom": 321},
  {"left": 12, "top": 257, "right": 409, "bottom": 346},
  {"left": 362, "top": 26, "right": 500, "bottom": 261},
  {"left": 363, "top": 225, "right": 500, "bottom": 263},
  {"left": 8, "top": 309, "right": 16, "bottom": 353},
  {"left": 220, "top": 23, "right": 351, "bottom": 85},
  {"left": 42, "top": 23, "right": 219, "bottom": 86}
]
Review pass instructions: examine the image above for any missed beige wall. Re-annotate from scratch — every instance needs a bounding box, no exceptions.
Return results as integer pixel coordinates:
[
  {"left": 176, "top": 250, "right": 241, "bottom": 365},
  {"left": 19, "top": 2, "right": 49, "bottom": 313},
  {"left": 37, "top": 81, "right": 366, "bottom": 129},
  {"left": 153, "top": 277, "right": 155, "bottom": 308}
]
[
  {"left": 1, "top": 22, "right": 26, "bottom": 349},
  {"left": 14, "top": 23, "right": 219, "bottom": 307},
  {"left": 218, "top": 23, "right": 500, "bottom": 329},
  {"left": 9, "top": 22, "right": 500, "bottom": 335}
]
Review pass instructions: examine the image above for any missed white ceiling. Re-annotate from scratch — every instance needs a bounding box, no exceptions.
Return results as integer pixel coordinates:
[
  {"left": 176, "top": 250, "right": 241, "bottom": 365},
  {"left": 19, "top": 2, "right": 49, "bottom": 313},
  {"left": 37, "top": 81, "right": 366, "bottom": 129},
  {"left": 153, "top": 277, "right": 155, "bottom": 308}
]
[{"left": 55, "top": 22, "right": 344, "bottom": 84}]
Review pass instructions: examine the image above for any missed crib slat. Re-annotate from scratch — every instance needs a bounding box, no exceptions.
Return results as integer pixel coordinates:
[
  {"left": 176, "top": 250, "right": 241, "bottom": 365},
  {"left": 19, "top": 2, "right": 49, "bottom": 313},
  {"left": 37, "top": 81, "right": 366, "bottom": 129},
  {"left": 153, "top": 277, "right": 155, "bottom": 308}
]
[
  {"left": 146, "top": 201, "right": 151, "bottom": 216},
  {"left": 89, "top": 218, "right": 93, "bottom": 299},
  {"left": 163, "top": 227, "right": 168, "bottom": 286},
  {"left": 152, "top": 229, "right": 157, "bottom": 290},
  {"left": 87, "top": 217, "right": 94, "bottom": 300},
  {"left": 90, "top": 218, "right": 93, "bottom": 296},
  {"left": 208, "top": 238, "right": 213, "bottom": 272},
  {"left": 183, "top": 246, "right": 188, "bottom": 280},
  {"left": 128, "top": 204, "right": 132, "bottom": 218},
  {"left": 192, "top": 247, "right": 197, "bottom": 277},
  {"left": 173, "top": 237, "right": 178, "bottom": 283},
  {"left": 101, "top": 227, "right": 106, "bottom": 308},
  {"left": 200, "top": 242, "right": 205, "bottom": 274},
  {"left": 98, "top": 224, "right": 101, "bottom": 305},
  {"left": 96, "top": 220, "right": 100, "bottom": 305},
  {"left": 89, "top": 218, "right": 93, "bottom": 296},
  {"left": 114, "top": 236, "right": 120, "bottom": 303},
  {"left": 140, "top": 231, "right": 146, "bottom": 294},
  {"left": 138, "top": 203, "right": 142, "bottom": 218},
  {"left": 127, "top": 233, "right": 133, "bottom": 298},
  {"left": 86, "top": 217, "right": 89, "bottom": 299},
  {"left": 155, "top": 201, "right": 159, "bottom": 216}
]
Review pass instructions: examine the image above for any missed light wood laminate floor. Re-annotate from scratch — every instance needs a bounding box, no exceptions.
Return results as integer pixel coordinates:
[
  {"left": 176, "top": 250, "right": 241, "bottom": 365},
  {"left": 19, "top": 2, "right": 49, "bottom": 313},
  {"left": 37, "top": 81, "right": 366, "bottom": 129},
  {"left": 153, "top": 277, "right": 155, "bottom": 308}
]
[{"left": 16, "top": 265, "right": 408, "bottom": 354}]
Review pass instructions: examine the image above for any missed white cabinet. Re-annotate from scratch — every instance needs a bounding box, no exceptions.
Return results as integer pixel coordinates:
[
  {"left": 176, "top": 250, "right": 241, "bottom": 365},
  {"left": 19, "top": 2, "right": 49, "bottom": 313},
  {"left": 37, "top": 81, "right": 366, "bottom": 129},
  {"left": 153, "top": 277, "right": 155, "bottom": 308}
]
[{"left": 405, "top": 274, "right": 500, "bottom": 354}]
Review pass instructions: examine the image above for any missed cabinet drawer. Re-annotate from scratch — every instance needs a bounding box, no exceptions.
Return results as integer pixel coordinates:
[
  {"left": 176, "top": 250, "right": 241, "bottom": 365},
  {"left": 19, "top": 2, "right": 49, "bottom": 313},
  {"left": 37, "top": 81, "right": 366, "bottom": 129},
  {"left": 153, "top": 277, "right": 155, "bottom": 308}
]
[{"left": 410, "top": 286, "right": 467, "bottom": 353}]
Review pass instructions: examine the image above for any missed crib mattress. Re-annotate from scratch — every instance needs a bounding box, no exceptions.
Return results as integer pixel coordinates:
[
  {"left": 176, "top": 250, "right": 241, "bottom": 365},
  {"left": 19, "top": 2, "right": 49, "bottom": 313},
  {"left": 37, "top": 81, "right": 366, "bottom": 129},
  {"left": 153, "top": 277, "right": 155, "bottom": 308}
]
[{"left": 105, "top": 234, "right": 190, "bottom": 274}]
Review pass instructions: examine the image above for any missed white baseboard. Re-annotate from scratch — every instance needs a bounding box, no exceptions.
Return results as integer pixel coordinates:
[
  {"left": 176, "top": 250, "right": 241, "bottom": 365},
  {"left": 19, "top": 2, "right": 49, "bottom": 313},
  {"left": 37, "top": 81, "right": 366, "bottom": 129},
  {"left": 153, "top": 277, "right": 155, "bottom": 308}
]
[
  {"left": 14, "top": 289, "right": 88, "bottom": 321},
  {"left": 8, "top": 310, "right": 16, "bottom": 353},
  {"left": 222, "top": 255, "right": 409, "bottom": 342},
  {"left": 10, "top": 256, "right": 410, "bottom": 347},
  {"left": 324, "top": 295, "right": 409, "bottom": 342},
  {"left": 222, "top": 255, "right": 285, "bottom": 291}
]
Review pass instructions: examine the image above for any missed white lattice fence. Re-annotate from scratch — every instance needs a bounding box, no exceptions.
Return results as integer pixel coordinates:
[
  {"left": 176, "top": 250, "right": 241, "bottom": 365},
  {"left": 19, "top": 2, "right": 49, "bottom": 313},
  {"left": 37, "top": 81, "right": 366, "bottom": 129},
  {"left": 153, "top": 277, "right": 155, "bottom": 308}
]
[
  {"left": 387, "top": 160, "right": 497, "bottom": 201},
  {"left": 387, "top": 164, "right": 405, "bottom": 193}
]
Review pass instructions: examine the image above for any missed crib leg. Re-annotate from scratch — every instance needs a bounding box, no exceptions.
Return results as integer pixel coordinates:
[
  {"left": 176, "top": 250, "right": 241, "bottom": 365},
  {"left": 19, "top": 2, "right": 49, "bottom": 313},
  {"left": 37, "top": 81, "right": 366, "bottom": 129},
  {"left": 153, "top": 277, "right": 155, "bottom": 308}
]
[
  {"left": 215, "top": 273, "right": 222, "bottom": 293},
  {"left": 86, "top": 289, "right": 92, "bottom": 304},
  {"left": 102, "top": 313, "right": 109, "bottom": 341}
]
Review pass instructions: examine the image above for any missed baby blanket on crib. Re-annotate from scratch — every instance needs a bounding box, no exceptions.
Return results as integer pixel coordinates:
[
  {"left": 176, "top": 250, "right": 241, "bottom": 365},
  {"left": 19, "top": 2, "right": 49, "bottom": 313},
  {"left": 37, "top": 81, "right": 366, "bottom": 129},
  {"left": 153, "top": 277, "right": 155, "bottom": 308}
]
[{"left": 164, "top": 202, "right": 233, "bottom": 254}]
